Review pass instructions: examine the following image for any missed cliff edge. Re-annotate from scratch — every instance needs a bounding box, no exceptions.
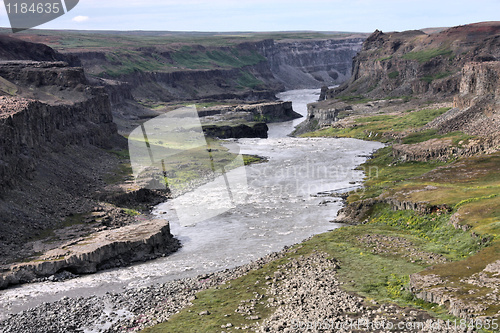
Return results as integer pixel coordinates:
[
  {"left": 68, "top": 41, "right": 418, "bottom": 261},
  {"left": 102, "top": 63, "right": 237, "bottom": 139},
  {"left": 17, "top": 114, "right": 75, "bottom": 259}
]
[
  {"left": 327, "top": 22, "right": 500, "bottom": 99},
  {"left": 0, "top": 36, "right": 179, "bottom": 287}
]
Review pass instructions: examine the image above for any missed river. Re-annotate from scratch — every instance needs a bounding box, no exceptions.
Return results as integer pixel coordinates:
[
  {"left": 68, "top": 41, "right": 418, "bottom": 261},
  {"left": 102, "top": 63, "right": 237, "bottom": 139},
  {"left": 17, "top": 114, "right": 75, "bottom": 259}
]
[{"left": 0, "top": 89, "right": 383, "bottom": 320}]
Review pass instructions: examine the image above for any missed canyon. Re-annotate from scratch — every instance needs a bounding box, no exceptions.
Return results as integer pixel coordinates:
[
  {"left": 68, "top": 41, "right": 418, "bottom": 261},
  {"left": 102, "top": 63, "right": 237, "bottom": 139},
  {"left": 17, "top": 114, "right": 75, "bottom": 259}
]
[
  {"left": 1, "top": 21, "right": 500, "bottom": 331},
  {"left": 0, "top": 32, "right": 364, "bottom": 287}
]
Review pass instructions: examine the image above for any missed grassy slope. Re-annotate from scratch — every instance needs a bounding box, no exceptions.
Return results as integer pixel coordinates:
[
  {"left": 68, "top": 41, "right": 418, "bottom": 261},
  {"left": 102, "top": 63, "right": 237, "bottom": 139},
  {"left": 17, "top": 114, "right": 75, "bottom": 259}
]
[
  {"left": 304, "top": 103, "right": 500, "bottom": 321},
  {"left": 141, "top": 103, "right": 499, "bottom": 333}
]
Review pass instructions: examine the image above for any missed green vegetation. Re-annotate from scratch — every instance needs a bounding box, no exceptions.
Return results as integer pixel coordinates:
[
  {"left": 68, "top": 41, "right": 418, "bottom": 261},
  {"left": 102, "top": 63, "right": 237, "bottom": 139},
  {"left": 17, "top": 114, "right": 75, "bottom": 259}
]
[
  {"left": 143, "top": 259, "right": 283, "bottom": 333},
  {"left": 143, "top": 203, "right": 483, "bottom": 332},
  {"left": 108, "top": 148, "right": 130, "bottom": 160},
  {"left": 377, "top": 55, "right": 393, "bottom": 62},
  {"left": 0, "top": 76, "right": 19, "bottom": 96},
  {"left": 349, "top": 146, "right": 449, "bottom": 201},
  {"left": 402, "top": 47, "right": 454, "bottom": 63},
  {"left": 242, "top": 154, "right": 267, "bottom": 165},
  {"left": 304, "top": 107, "right": 452, "bottom": 142},
  {"left": 98, "top": 47, "right": 266, "bottom": 77},
  {"left": 102, "top": 51, "right": 169, "bottom": 77},
  {"left": 236, "top": 71, "right": 264, "bottom": 89},
  {"left": 401, "top": 129, "right": 475, "bottom": 145},
  {"left": 253, "top": 114, "right": 271, "bottom": 122},
  {"left": 9, "top": 29, "right": 361, "bottom": 50},
  {"left": 337, "top": 95, "right": 372, "bottom": 104},
  {"left": 369, "top": 205, "right": 486, "bottom": 260},
  {"left": 420, "top": 71, "right": 453, "bottom": 83},
  {"left": 170, "top": 47, "right": 265, "bottom": 70},
  {"left": 388, "top": 70, "right": 399, "bottom": 79},
  {"left": 300, "top": 102, "right": 500, "bottom": 323},
  {"left": 122, "top": 208, "right": 141, "bottom": 216}
]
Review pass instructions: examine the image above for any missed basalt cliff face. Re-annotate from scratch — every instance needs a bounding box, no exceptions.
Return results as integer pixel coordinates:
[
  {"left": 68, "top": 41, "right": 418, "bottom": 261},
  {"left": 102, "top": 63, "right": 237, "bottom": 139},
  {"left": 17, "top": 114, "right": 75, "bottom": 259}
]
[
  {"left": 0, "top": 37, "right": 180, "bottom": 280},
  {"left": 0, "top": 51, "right": 116, "bottom": 262},
  {"left": 390, "top": 61, "right": 500, "bottom": 162},
  {"left": 326, "top": 22, "right": 500, "bottom": 99},
  {"left": 259, "top": 38, "right": 364, "bottom": 89},
  {"left": 0, "top": 35, "right": 80, "bottom": 65},
  {"left": 65, "top": 38, "right": 364, "bottom": 104},
  {"left": 306, "top": 22, "right": 500, "bottom": 142}
]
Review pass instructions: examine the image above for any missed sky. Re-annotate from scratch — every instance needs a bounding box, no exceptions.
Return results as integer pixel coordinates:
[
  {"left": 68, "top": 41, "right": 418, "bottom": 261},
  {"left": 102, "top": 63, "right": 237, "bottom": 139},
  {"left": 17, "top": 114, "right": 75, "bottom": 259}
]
[{"left": 1, "top": 0, "right": 500, "bottom": 33}]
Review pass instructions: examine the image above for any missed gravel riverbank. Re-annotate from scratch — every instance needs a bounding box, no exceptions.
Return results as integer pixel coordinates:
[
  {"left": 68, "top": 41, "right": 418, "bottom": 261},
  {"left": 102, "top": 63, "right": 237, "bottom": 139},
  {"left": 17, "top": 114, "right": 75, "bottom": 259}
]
[
  {"left": 0, "top": 243, "right": 476, "bottom": 333},
  {"left": 0, "top": 246, "right": 291, "bottom": 333}
]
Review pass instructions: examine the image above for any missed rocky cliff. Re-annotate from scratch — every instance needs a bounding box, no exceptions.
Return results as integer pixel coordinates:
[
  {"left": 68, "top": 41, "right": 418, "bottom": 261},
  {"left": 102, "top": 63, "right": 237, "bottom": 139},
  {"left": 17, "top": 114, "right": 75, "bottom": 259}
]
[
  {"left": 195, "top": 101, "right": 301, "bottom": 138},
  {"left": 62, "top": 37, "right": 364, "bottom": 104},
  {"left": 293, "top": 100, "right": 352, "bottom": 134},
  {"left": 198, "top": 101, "right": 301, "bottom": 122},
  {"left": 0, "top": 218, "right": 178, "bottom": 289},
  {"left": 0, "top": 61, "right": 116, "bottom": 190},
  {"left": 0, "top": 57, "right": 121, "bottom": 265},
  {"left": 436, "top": 61, "right": 500, "bottom": 137},
  {"left": 259, "top": 38, "right": 364, "bottom": 89},
  {"left": 307, "top": 22, "right": 500, "bottom": 142},
  {"left": 391, "top": 61, "right": 500, "bottom": 161},
  {"left": 326, "top": 22, "right": 500, "bottom": 99},
  {"left": 391, "top": 60, "right": 500, "bottom": 163},
  {"left": 0, "top": 35, "right": 80, "bottom": 65},
  {"left": 0, "top": 38, "right": 181, "bottom": 276}
]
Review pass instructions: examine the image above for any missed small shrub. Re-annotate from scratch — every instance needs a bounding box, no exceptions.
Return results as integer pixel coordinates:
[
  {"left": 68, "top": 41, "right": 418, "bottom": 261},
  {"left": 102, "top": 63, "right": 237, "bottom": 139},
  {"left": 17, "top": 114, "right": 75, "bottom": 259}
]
[{"left": 388, "top": 71, "right": 400, "bottom": 79}]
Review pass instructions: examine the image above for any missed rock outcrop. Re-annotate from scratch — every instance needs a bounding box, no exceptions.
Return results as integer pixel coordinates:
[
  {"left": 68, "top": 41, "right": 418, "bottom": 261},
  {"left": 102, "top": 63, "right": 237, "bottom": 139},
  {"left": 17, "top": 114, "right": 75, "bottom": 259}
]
[
  {"left": 392, "top": 136, "right": 500, "bottom": 162},
  {"left": 0, "top": 35, "right": 79, "bottom": 65},
  {"left": 202, "top": 123, "right": 268, "bottom": 139},
  {"left": 293, "top": 100, "right": 352, "bottom": 135},
  {"left": 198, "top": 101, "right": 301, "bottom": 122},
  {"left": 198, "top": 101, "right": 301, "bottom": 138},
  {"left": 259, "top": 38, "right": 364, "bottom": 89},
  {"left": 326, "top": 22, "right": 500, "bottom": 99},
  {"left": 0, "top": 38, "right": 179, "bottom": 273},
  {"left": 390, "top": 61, "right": 500, "bottom": 162},
  {"left": 0, "top": 61, "right": 116, "bottom": 190},
  {"left": 425, "top": 61, "right": 500, "bottom": 137},
  {"left": 0, "top": 218, "right": 179, "bottom": 289}
]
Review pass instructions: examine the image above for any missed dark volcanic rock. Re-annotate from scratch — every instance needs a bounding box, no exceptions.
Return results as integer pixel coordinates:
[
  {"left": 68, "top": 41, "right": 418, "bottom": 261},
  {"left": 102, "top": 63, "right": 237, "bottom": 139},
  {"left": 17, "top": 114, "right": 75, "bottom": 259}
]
[
  {"left": 259, "top": 38, "right": 365, "bottom": 89},
  {"left": 202, "top": 122, "right": 268, "bottom": 139},
  {"left": 327, "top": 21, "right": 500, "bottom": 99},
  {"left": 0, "top": 35, "right": 80, "bottom": 66},
  {"left": 0, "top": 37, "right": 181, "bottom": 271},
  {"left": 0, "top": 63, "right": 116, "bottom": 191}
]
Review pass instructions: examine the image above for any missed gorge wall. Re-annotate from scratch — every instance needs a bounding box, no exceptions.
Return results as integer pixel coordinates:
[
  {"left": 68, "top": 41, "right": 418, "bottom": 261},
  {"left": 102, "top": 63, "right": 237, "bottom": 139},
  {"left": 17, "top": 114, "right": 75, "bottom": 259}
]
[
  {"left": 0, "top": 58, "right": 117, "bottom": 190},
  {"left": 259, "top": 38, "right": 364, "bottom": 89},
  {"left": 382, "top": 60, "right": 500, "bottom": 163},
  {"left": 64, "top": 37, "right": 365, "bottom": 105},
  {"left": 307, "top": 22, "right": 500, "bottom": 142},
  {"left": 325, "top": 22, "right": 500, "bottom": 100},
  {"left": 0, "top": 36, "right": 127, "bottom": 264}
]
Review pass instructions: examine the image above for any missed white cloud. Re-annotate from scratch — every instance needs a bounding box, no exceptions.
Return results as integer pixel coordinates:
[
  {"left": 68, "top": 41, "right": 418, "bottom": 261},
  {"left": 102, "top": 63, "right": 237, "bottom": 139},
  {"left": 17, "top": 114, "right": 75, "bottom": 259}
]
[{"left": 72, "top": 15, "right": 89, "bottom": 23}]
